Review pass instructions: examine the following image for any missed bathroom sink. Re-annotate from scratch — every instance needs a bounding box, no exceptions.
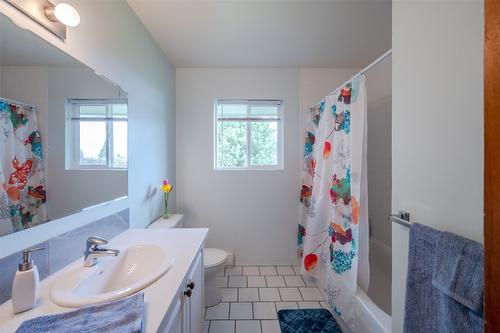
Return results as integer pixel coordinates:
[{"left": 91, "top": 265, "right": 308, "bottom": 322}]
[{"left": 50, "top": 244, "right": 174, "bottom": 308}]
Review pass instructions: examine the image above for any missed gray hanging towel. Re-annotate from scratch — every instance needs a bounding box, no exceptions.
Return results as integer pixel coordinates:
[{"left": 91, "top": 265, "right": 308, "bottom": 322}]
[
  {"left": 403, "top": 223, "right": 439, "bottom": 332},
  {"left": 432, "top": 230, "right": 483, "bottom": 332},
  {"left": 16, "top": 292, "right": 144, "bottom": 333},
  {"left": 403, "top": 223, "right": 483, "bottom": 333}
]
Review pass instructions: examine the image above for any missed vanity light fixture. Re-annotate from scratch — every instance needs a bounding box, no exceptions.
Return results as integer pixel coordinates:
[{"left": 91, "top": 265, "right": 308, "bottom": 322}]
[
  {"left": 44, "top": 3, "right": 80, "bottom": 27},
  {"left": 5, "top": 0, "right": 80, "bottom": 39}
]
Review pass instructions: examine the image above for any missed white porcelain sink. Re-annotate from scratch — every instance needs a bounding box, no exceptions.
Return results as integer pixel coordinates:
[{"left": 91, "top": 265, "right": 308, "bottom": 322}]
[{"left": 51, "top": 244, "right": 174, "bottom": 307}]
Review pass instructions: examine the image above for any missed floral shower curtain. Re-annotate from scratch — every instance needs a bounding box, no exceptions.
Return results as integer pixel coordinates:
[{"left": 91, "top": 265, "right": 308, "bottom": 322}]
[
  {"left": 0, "top": 98, "right": 47, "bottom": 236},
  {"left": 298, "top": 75, "right": 369, "bottom": 332}
]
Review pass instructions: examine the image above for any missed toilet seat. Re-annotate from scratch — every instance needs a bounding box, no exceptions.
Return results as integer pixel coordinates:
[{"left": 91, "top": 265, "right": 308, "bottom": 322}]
[{"left": 204, "top": 248, "right": 227, "bottom": 268}]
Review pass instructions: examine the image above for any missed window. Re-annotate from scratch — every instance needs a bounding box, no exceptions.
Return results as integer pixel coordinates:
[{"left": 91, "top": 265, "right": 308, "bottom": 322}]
[
  {"left": 214, "top": 99, "right": 283, "bottom": 170},
  {"left": 67, "top": 99, "right": 128, "bottom": 170}
]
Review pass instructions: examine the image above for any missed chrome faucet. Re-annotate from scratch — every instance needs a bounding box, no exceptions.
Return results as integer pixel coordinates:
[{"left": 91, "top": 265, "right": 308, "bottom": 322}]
[{"left": 84, "top": 236, "right": 120, "bottom": 267}]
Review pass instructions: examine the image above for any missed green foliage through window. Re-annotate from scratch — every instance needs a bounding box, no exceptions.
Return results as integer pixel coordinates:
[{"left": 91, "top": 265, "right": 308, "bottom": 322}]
[
  {"left": 251, "top": 122, "right": 277, "bottom": 165},
  {"left": 217, "top": 121, "right": 248, "bottom": 167},
  {"left": 215, "top": 100, "right": 282, "bottom": 169}
]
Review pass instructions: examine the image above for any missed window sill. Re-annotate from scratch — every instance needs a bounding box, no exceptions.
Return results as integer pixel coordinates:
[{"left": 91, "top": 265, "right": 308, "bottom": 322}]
[
  {"left": 214, "top": 166, "right": 284, "bottom": 171},
  {"left": 66, "top": 168, "right": 128, "bottom": 171}
]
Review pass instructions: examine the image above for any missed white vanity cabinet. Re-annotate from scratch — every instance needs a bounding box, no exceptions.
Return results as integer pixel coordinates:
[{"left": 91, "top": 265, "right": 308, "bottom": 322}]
[
  {"left": 160, "top": 249, "right": 204, "bottom": 333},
  {"left": 0, "top": 229, "right": 209, "bottom": 333}
]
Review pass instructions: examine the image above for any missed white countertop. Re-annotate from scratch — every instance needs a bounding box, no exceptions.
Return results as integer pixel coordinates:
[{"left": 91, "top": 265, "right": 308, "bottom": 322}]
[{"left": 0, "top": 228, "right": 208, "bottom": 333}]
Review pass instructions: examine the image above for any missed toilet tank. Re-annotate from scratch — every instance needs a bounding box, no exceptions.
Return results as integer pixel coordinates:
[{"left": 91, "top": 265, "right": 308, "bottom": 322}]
[{"left": 147, "top": 214, "right": 184, "bottom": 229}]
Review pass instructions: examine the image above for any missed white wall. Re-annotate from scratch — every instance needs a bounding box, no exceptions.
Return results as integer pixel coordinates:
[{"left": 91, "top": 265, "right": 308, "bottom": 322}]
[
  {"left": 392, "top": 1, "right": 483, "bottom": 332},
  {"left": 177, "top": 68, "right": 300, "bottom": 265},
  {"left": 0, "top": 0, "right": 175, "bottom": 255}
]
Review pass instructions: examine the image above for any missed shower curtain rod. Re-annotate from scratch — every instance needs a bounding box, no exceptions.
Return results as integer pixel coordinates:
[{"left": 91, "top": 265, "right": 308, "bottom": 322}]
[
  {"left": 360, "top": 49, "right": 392, "bottom": 75},
  {"left": 0, "top": 96, "right": 36, "bottom": 108},
  {"left": 324, "top": 49, "right": 392, "bottom": 100}
]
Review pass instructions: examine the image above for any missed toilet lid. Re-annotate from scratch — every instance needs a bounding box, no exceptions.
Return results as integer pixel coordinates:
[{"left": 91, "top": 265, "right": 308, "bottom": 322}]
[{"left": 204, "top": 248, "right": 227, "bottom": 268}]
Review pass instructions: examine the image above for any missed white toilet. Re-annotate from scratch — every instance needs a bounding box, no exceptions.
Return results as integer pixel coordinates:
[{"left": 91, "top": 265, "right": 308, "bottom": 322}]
[
  {"left": 148, "top": 214, "right": 227, "bottom": 307},
  {"left": 203, "top": 248, "right": 227, "bottom": 307}
]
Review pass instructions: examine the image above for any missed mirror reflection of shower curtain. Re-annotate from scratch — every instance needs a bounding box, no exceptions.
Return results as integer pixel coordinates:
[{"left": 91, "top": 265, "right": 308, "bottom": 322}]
[
  {"left": 0, "top": 98, "right": 47, "bottom": 236},
  {"left": 298, "top": 75, "right": 369, "bottom": 332}
]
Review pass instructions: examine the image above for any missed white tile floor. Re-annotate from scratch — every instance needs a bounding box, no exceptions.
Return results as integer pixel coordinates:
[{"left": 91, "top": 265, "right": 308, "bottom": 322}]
[{"left": 205, "top": 265, "right": 330, "bottom": 333}]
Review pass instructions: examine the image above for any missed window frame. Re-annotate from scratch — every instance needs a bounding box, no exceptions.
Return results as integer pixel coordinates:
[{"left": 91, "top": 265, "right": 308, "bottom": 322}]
[
  {"left": 213, "top": 99, "right": 284, "bottom": 171},
  {"left": 68, "top": 99, "right": 128, "bottom": 170}
]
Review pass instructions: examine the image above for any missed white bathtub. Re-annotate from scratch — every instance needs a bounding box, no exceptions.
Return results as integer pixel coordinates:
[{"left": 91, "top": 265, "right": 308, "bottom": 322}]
[
  {"left": 353, "top": 238, "right": 392, "bottom": 333},
  {"left": 355, "top": 287, "right": 391, "bottom": 333},
  {"left": 327, "top": 286, "right": 391, "bottom": 333},
  {"left": 329, "top": 238, "right": 392, "bottom": 333}
]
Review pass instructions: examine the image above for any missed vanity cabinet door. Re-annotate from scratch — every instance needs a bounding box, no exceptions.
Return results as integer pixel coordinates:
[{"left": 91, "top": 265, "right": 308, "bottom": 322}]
[
  {"left": 160, "top": 248, "right": 204, "bottom": 333},
  {"left": 160, "top": 296, "right": 183, "bottom": 333},
  {"left": 182, "top": 290, "right": 190, "bottom": 333},
  {"left": 186, "top": 251, "right": 204, "bottom": 333}
]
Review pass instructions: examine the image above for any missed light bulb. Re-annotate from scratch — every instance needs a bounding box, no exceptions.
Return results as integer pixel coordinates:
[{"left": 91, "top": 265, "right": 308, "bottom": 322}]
[{"left": 45, "top": 3, "right": 80, "bottom": 27}]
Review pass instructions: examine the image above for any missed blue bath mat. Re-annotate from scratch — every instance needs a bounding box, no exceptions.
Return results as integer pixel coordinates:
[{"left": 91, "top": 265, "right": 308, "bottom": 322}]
[{"left": 278, "top": 309, "right": 342, "bottom": 333}]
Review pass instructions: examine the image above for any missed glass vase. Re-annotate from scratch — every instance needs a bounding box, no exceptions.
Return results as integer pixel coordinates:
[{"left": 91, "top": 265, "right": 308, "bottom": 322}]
[{"left": 163, "top": 192, "right": 169, "bottom": 219}]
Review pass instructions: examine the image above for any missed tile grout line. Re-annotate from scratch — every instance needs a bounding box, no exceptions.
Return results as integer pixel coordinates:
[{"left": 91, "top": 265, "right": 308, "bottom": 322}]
[
  {"left": 210, "top": 266, "right": 318, "bottom": 330},
  {"left": 298, "top": 288, "right": 304, "bottom": 301}
]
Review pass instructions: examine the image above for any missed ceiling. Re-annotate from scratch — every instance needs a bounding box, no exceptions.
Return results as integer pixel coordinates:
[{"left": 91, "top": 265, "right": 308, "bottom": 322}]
[
  {"left": 0, "top": 12, "right": 82, "bottom": 67},
  {"left": 128, "top": 0, "right": 392, "bottom": 68}
]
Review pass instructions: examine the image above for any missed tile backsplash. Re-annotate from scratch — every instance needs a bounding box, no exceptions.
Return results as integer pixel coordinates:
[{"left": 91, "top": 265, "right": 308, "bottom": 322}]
[{"left": 0, "top": 209, "right": 129, "bottom": 305}]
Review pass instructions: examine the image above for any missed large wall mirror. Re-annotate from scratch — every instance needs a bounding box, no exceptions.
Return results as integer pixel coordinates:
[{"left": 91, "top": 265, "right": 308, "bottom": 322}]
[{"left": 0, "top": 13, "right": 128, "bottom": 236}]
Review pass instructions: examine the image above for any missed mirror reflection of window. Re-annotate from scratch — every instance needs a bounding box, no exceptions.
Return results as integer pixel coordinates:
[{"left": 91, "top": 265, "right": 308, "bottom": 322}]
[{"left": 67, "top": 100, "right": 128, "bottom": 170}]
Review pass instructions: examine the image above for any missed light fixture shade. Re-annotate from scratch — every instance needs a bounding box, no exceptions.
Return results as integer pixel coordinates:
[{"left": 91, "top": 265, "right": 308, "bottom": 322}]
[
  {"left": 51, "top": 3, "right": 80, "bottom": 27},
  {"left": 7, "top": 0, "right": 69, "bottom": 39}
]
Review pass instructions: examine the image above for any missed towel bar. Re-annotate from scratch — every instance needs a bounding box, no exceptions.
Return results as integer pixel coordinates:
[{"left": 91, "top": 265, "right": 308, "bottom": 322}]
[{"left": 390, "top": 214, "right": 412, "bottom": 228}]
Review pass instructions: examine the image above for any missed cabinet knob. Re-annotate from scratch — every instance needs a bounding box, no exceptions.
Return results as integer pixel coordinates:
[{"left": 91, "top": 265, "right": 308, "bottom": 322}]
[
  {"left": 184, "top": 288, "right": 192, "bottom": 297},
  {"left": 187, "top": 282, "right": 195, "bottom": 290}
]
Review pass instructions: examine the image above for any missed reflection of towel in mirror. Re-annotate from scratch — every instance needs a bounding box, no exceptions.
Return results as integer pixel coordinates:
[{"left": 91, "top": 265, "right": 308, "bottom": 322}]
[
  {"left": 404, "top": 223, "right": 483, "bottom": 333},
  {"left": 16, "top": 293, "right": 144, "bottom": 333}
]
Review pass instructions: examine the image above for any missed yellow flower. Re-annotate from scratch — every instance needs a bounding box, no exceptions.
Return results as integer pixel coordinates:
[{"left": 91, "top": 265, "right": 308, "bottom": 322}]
[{"left": 161, "top": 180, "right": 172, "bottom": 193}]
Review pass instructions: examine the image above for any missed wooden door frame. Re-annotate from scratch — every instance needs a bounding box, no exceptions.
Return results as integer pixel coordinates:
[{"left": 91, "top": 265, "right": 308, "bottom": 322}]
[{"left": 484, "top": 0, "right": 500, "bottom": 331}]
